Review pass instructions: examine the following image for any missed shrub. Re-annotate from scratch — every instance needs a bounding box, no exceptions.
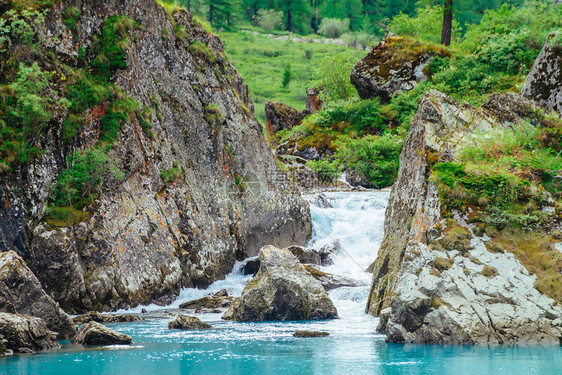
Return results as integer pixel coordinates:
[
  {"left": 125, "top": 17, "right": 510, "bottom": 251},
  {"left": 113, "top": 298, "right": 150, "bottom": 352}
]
[
  {"left": 161, "top": 166, "right": 182, "bottom": 184},
  {"left": 317, "top": 18, "right": 349, "bottom": 38},
  {"left": 312, "top": 53, "right": 358, "bottom": 102},
  {"left": 257, "top": 9, "right": 284, "bottom": 32},
  {"left": 50, "top": 148, "right": 120, "bottom": 209},
  {"left": 281, "top": 62, "right": 292, "bottom": 88},
  {"left": 389, "top": 5, "right": 460, "bottom": 44},
  {"left": 341, "top": 32, "right": 374, "bottom": 49}
]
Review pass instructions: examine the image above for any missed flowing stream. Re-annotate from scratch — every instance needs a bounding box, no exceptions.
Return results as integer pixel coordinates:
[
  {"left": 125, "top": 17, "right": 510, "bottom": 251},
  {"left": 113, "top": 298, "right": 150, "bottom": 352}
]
[{"left": 2, "top": 192, "right": 561, "bottom": 374}]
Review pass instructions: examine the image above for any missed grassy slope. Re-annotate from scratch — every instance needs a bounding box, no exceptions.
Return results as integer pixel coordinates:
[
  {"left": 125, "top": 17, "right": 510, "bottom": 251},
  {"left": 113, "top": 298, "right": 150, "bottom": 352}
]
[{"left": 219, "top": 31, "right": 367, "bottom": 123}]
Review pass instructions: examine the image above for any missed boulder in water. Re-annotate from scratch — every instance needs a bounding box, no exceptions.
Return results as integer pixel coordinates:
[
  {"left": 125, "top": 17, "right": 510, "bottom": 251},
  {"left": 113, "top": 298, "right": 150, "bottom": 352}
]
[
  {"left": 242, "top": 258, "right": 261, "bottom": 275},
  {"left": 0, "top": 251, "right": 76, "bottom": 339},
  {"left": 303, "top": 265, "right": 363, "bottom": 291},
  {"left": 223, "top": 245, "right": 338, "bottom": 321},
  {"left": 179, "top": 289, "right": 234, "bottom": 312},
  {"left": 0, "top": 312, "right": 59, "bottom": 354},
  {"left": 293, "top": 330, "right": 330, "bottom": 338},
  {"left": 73, "top": 311, "right": 142, "bottom": 324},
  {"left": 71, "top": 321, "right": 132, "bottom": 346},
  {"left": 168, "top": 315, "right": 213, "bottom": 330}
]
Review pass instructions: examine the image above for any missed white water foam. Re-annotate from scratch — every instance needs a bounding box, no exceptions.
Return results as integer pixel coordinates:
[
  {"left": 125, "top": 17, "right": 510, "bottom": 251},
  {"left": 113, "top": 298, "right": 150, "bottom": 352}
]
[{"left": 120, "top": 191, "right": 389, "bottom": 323}]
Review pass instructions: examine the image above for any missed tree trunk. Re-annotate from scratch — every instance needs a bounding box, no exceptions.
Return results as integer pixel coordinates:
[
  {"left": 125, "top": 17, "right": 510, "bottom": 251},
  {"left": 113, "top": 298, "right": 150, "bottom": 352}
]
[
  {"left": 209, "top": 4, "right": 214, "bottom": 25},
  {"left": 441, "top": 0, "right": 453, "bottom": 46},
  {"left": 286, "top": 9, "right": 292, "bottom": 31}
]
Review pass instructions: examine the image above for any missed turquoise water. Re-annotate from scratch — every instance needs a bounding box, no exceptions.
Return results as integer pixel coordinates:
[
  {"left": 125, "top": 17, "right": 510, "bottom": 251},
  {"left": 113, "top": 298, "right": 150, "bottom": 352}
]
[
  {"left": 1, "top": 317, "right": 561, "bottom": 374},
  {"left": 2, "top": 192, "right": 560, "bottom": 374}
]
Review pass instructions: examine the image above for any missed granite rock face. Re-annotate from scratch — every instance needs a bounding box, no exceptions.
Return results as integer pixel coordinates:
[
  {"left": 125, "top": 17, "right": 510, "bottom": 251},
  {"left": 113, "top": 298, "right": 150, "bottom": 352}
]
[
  {"left": 71, "top": 321, "right": 132, "bottom": 346},
  {"left": 265, "top": 101, "right": 308, "bottom": 137},
  {"left": 521, "top": 33, "right": 562, "bottom": 114},
  {"left": 367, "top": 90, "right": 562, "bottom": 345},
  {"left": 223, "top": 245, "right": 338, "bottom": 321},
  {"left": 0, "top": 251, "right": 76, "bottom": 339},
  {"left": 73, "top": 311, "right": 141, "bottom": 324},
  {"left": 179, "top": 289, "right": 233, "bottom": 312},
  {"left": 0, "top": 0, "right": 310, "bottom": 313},
  {"left": 351, "top": 36, "right": 449, "bottom": 102},
  {"left": 0, "top": 312, "right": 59, "bottom": 354}
]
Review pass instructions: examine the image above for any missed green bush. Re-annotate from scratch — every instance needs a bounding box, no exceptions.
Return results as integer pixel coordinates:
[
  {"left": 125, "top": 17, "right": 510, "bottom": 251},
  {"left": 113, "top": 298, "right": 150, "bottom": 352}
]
[
  {"left": 389, "top": 5, "right": 461, "bottom": 44},
  {"left": 317, "top": 18, "right": 350, "bottom": 38},
  {"left": 312, "top": 52, "right": 359, "bottom": 103}
]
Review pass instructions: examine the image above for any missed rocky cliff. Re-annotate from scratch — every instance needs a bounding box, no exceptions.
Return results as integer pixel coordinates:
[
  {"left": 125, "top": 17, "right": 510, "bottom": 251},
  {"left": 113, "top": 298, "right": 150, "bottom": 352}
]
[
  {"left": 367, "top": 90, "right": 562, "bottom": 345},
  {"left": 0, "top": 0, "right": 310, "bottom": 313}
]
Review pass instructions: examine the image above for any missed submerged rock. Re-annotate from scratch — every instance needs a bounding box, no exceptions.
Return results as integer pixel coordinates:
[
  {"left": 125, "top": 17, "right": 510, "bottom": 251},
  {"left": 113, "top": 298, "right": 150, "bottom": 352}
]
[
  {"left": 168, "top": 315, "right": 213, "bottom": 330},
  {"left": 71, "top": 321, "right": 132, "bottom": 346},
  {"left": 521, "top": 33, "right": 561, "bottom": 114},
  {"left": 0, "top": 251, "right": 76, "bottom": 339},
  {"left": 0, "top": 312, "right": 59, "bottom": 354},
  {"left": 223, "top": 246, "right": 338, "bottom": 321},
  {"left": 293, "top": 330, "right": 330, "bottom": 338},
  {"left": 179, "top": 289, "right": 234, "bottom": 312},
  {"left": 73, "top": 311, "right": 142, "bottom": 324},
  {"left": 366, "top": 90, "right": 562, "bottom": 345},
  {"left": 351, "top": 36, "right": 449, "bottom": 102}
]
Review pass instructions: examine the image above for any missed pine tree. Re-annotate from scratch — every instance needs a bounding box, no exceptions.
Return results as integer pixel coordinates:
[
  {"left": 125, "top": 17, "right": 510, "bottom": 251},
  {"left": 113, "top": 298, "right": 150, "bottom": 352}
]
[
  {"left": 441, "top": 0, "right": 453, "bottom": 45},
  {"left": 276, "top": 0, "right": 311, "bottom": 32}
]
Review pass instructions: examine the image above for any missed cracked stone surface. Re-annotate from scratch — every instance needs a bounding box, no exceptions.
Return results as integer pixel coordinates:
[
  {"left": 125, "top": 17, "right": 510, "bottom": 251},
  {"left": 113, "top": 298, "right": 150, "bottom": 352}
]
[{"left": 367, "top": 90, "right": 562, "bottom": 345}]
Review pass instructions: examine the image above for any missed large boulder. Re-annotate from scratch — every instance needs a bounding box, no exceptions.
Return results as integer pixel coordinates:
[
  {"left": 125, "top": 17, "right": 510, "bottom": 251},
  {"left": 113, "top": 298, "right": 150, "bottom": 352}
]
[
  {"left": 0, "top": 312, "right": 59, "bottom": 354},
  {"left": 367, "top": 90, "right": 562, "bottom": 345},
  {"left": 0, "top": 251, "right": 76, "bottom": 339},
  {"left": 351, "top": 36, "right": 449, "bottom": 102},
  {"left": 521, "top": 33, "right": 562, "bottom": 114},
  {"left": 303, "top": 265, "right": 363, "bottom": 291},
  {"left": 71, "top": 321, "right": 132, "bottom": 346},
  {"left": 168, "top": 315, "right": 213, "bottom": 330},
  {"left": 223, "top": 245, "right": 338, "bottom": 321},
  {"left": 73, "top": 311, "right": 142, "bottom": 324}
]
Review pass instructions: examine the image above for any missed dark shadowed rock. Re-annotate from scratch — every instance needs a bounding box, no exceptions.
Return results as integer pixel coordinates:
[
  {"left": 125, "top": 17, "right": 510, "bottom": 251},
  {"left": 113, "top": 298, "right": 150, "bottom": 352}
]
[
  {"left": 265, "top": 101, "right": 308, "bottom": 137},
  {"left": 286, "top": 245, "right": 322, "bottom": 265},
  {"left": 293, "top": 330, "right": 330, "bottom": 338},
  {"left": 351, "top": 36, "right": 449, "bottom": 102},
  {"left": 168, "top": 315, "right": 213, "bottom": 330},
  {"left": 0, "top": 312, "right": 59, "bottom": 353},
  {"left": 310, "top": 194, "right": 333, "bottom": 209},
  {"left": 223, "top": 245, "right": 338, "bottom": 321},
  {"left": 0, "top": 251, "right": 76, "bottom": 339},
  {"left": 521, "top": 33, "right": 562, "bottom": 114},
  {"left": 179, "top": 289, "right": 233, "bottom": 311},
  {"left": 71, "top": 321, "right": 132, "bottom": 346},
  {"left": 242, "top": 258, "right": 261, "bottom": 275},
  {"left": 73, "top": 311, "right": 142, "bottom": 324}
]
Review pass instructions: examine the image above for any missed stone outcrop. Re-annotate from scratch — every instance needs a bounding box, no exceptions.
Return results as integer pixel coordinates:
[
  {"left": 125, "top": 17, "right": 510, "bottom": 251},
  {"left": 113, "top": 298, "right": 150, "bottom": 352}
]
[
  {"left": 223, "top": 245, "right": 338, "bottom": 321},
  {"left": 0, "top": 0, "right": 310, "bottom": 313},
  {"left": 71, "top": 321, "right": 132, "bottom": 346},
  {"left": 351, "top": 36, "right": 449, "bottom": 102},
  {"left": 168, "top": 315, "right": 213, "bottom": 330},
  {"left": 521, "top": 33, "right": 561, "bottom": 114},
  {"left": 305, "top": 88, "right": 323, "bottom": 114},
  {"left": 0, "top": 312, "right": 59, "bottom": 354},
  {"left": 303, "top": 265, "right": 363, "bottom": 291},
  {"left": 367, "top": 90, "right": 562, "bottom": 345},
  {"left": 73, "top": 311, "right": 141, "bottom": 324},
  {"left": 265, "top": 101, "right": 308, "bottom": 137},
  {"left": 0, "top": 251, "right": 76, "bottom": 339},
  {"left": 179, "top": 289, "right": 233, "bottom": 312}
]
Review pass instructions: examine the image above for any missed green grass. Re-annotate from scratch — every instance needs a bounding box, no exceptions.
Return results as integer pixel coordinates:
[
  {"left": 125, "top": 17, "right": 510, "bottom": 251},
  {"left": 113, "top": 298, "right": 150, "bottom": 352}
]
[{"left": 219, "top": 31, "right": 367, "bottom": 123}]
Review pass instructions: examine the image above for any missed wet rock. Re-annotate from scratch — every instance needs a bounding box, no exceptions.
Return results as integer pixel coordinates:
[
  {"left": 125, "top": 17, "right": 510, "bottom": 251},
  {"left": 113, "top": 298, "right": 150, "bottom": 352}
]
[
  {"left": 71, "top": 321, "right": 132, "bottom": 346},
  {"left": 351, "top": 35, "right": 449, "bottom": 102},
  {"left": 293, "top": 330, "right": 330, "bottom": 338},
  {"left": 310, "top": 194, "right": 333, "bottom": 209},
  {"left": 303, "top": 265, "right": 362, "bottom": 291},
  {"left": 223, "top": 245, "right": 338, "bottom": 321},
  {"left": 286, "top": 245, "right": 322, "bottom": 265},
  {"left": 367, "top": 90, "right": 562, "bottom": 345},
  {"left": 0, "top": 313, "right": 59, "bottom": 353},
  {"left": 179, "top": 289, "right": 234, "bottom": 311},
  {"left": 265, "top": 101, "right": 308, "bottom": 137},
  {"left": 0, "top": 251, "right": 76, "bottom": 339},
  {"left": 168, "top": 315, "right": 213, "bottom": 330},
  {"left": 0, "top": 0, "right": 311, "bottom": 313},
  {"left": 521, "top": 33, "right": 562, "bottom": 114},
  {"left": 318, "top": 241, "right": 342, "bottom": 266},
  {"left": 73, "top": 311, "right": 142, "bottom": 324}
]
